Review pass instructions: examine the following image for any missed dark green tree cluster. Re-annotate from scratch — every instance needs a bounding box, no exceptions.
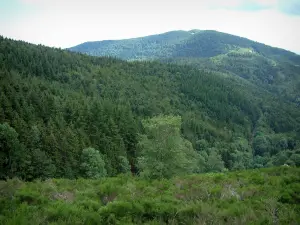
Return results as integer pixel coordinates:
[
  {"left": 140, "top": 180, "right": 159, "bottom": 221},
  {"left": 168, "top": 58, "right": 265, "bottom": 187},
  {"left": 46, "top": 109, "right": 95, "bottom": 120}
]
[{"left": 0, "top": 36, "right": 300, "bottom": 180}]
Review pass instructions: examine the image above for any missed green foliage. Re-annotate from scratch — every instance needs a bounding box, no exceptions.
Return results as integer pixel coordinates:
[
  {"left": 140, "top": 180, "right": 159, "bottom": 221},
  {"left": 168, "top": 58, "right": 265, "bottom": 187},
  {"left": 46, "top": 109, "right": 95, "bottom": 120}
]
[
  {"left": 70, "top": 30, "right": 300, "bottom": 102},
  {"left": 137, "top": 116, "right": 199, "bottom": 179},
  {"left": 253, "top": 135, "right": 271, "bottom": 156},
  {"left": 205, "top": 150, "right": 225, "bottom": 172},
  {"left": 118, "top": 155, "right": 131, "bottom": 174},
  {"left": 290, "top": 153, "right": 300, "bottom": 166},
  {"left": 80, "top": 147, "right": 107, "bottom": 179},
  {"left": 0, "top": 123, "right": 24, "bottom": 179},
  {"left": 0, "top": 167, "right": 300, "bottom": 224},
  {"left": 0, "top": 34, "right": 299, "bottom": 224},
  {"left": 0, "top": 36, "right": 299, "bottom": 180},
  {"left": 29, "top": 149, "right": 56, "bottom": 179}
]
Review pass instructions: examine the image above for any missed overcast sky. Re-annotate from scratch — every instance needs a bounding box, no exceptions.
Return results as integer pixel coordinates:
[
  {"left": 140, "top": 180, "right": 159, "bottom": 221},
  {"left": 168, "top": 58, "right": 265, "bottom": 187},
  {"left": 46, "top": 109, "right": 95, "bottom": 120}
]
[{"left": 0, "top": 0, "right": 300, "bottom": 53}]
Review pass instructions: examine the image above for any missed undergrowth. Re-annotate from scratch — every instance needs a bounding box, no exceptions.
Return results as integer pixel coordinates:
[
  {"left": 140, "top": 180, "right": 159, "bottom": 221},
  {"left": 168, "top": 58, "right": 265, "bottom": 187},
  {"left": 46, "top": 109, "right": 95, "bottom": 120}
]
[{"left": 0, "top": 167, "right": 299, "bottom": 224}]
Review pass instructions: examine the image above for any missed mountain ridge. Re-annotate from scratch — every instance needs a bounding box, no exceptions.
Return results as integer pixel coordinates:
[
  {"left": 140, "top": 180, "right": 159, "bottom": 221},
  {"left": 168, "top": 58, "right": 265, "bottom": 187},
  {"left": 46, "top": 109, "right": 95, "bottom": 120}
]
[
  {"left": 69, "top": 30, "right": 300, "bottom": 104},
  {"left": 69, "top": 29, "right": 299, "bottom": 58}
]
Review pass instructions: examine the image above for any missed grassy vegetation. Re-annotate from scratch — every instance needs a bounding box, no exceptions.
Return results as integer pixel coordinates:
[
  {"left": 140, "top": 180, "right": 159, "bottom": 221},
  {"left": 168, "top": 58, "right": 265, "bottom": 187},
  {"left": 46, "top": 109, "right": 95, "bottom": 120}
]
[{"left": 1, "top": 167, "right": 299, "bottom": 224}]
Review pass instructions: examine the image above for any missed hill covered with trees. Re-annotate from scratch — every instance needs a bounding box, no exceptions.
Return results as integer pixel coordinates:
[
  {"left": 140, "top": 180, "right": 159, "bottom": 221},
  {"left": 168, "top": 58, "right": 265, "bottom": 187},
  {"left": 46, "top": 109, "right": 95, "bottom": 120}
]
[
  {"left": 69, "top": 30, "right": 300, "bottom": 103},
  {"left": 1, "top": 36, "right": 300, "bottom": 181}
]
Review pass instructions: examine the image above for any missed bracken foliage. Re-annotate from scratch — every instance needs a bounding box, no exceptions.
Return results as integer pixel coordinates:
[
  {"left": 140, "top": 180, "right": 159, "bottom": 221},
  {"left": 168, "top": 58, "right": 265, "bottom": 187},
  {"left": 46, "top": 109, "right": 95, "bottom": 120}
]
[{"left": 0, "top": 167, "right": 299, "bottom": 224}]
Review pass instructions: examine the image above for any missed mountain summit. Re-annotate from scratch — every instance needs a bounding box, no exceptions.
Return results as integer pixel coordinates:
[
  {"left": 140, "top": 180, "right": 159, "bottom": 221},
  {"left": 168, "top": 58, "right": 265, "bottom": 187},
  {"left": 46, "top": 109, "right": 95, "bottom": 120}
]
[
  {"left": 69, "top": 30, "right": 298, "bottom": 60},
  {"left": 69, "top": 30, "right": 300, "bottom": 103}
]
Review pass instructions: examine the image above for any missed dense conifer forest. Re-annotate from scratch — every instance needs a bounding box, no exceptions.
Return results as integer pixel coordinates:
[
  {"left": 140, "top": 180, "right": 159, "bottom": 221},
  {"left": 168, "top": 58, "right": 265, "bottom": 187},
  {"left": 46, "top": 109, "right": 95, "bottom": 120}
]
[{"left": 1, "top": 35, "right": 300, "bottom": 180}]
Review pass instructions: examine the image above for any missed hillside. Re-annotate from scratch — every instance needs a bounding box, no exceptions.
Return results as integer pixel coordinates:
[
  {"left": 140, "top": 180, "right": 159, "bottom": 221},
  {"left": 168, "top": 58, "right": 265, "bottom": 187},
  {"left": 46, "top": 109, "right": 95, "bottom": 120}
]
[
  {"left": 68, "top": 30, "right": 193, "bottom": 60},
  {"left": 69, "top": 30, "right": 300, "bottom": 102},
  {"left": 0, "top": 167, "right": 299, "bottom": 224},
  {"left": 0, "top": 36, "right": 300, "bottom": 181}
]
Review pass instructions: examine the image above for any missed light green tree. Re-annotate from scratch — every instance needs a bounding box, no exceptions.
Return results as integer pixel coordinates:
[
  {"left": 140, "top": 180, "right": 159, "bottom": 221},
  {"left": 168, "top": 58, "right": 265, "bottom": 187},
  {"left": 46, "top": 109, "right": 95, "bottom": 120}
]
[
  {"left": 80, "top": 147, "right": 107, "bottom": 179},
  {"left": 137, "top": 115, "right": 199, "bottom": 179},
  {"left": 205, "top": 149, "right": 225, "bottom": 172}
]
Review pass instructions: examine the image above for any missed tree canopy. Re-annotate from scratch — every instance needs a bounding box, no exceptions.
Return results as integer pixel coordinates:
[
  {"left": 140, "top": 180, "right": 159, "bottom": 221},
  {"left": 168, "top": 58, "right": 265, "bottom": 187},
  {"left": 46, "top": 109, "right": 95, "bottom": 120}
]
[
  {"left": 0, "top": 36, "right": 299, "bottom": 180},
  {"left": 137, "top": 116, "right": 200, "bottom": 179}
]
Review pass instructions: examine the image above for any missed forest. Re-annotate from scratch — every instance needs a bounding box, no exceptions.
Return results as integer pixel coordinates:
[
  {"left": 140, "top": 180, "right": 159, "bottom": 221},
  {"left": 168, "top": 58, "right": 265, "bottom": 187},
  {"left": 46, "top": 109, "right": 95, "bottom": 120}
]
[
  {"left": 1, "top": 36, "right": 300, "bottom": 180},
  {"left": 70, "top": 30, "right": 300, "bottom": 104},
  {"left": 1, "top": 34, "right": 300, "bottom": 224}
]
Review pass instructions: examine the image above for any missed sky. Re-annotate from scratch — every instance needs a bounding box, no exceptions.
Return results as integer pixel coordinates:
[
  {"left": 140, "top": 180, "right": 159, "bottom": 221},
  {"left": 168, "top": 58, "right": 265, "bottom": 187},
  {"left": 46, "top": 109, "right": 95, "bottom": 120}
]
[{"left": 0, "top": 0, "right": 300, "bottom": 53}]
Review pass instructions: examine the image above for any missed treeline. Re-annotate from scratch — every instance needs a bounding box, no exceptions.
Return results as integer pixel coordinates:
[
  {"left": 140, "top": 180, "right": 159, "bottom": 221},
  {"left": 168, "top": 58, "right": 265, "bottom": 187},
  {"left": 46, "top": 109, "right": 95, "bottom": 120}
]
[{"left": 0, "top": 36, "right": 300, "bottom": 180}]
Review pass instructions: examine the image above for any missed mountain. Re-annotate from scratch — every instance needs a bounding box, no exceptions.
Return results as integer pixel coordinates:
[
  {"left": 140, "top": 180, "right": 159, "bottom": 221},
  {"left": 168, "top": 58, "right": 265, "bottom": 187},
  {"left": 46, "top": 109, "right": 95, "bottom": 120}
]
[
  {"left": 1, "top": 36, "right": 300, "bottom": 181},
  {"left": 69, "top": 30, "right": 300, "bottom": 103},
  {"left": 69, "top": 30, "right": 298, "bottom": 61}
]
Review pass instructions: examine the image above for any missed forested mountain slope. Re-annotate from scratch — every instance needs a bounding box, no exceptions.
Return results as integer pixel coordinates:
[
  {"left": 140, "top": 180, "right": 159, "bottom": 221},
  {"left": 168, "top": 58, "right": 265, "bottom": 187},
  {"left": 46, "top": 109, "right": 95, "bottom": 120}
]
[
  {"left": 69, "top": 30, "right": 300, "bottom": 103},
  {"left": 69, "top": 30, "right": 194, "bottom": 60},
  {"left": 1, "top": 36, "right": 300, "bottom": 180}
]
